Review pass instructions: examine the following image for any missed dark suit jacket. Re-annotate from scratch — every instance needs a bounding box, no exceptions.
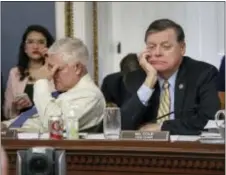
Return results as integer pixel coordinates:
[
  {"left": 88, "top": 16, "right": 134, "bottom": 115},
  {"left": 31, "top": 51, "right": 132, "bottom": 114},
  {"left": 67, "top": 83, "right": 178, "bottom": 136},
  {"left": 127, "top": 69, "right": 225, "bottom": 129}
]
[
  {"left": 121, "top": 56, "right": 221, "bottom": 135},
  {"left": 101, "top": 72, "right": 131, "bottom": 107},
  {"left": 217, "top": 56, "right": 225, "bottom": 91}
]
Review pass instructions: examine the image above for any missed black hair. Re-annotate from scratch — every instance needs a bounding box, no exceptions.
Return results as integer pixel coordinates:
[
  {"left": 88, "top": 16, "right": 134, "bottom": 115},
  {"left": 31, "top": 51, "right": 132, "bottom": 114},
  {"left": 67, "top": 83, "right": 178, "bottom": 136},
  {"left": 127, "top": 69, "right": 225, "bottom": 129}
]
[
  {"left": 120, "top": 53, "right": 140, "bottom": 75},
  {"left": 17, "top": 25, "right": 55, "bottom": 81}
]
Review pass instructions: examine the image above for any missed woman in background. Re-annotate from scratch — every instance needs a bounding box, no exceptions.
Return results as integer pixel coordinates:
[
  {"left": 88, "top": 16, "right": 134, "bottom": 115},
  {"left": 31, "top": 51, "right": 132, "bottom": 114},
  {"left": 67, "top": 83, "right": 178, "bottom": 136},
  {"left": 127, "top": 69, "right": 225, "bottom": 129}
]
[{"left": 4, "top": 25, "right": 54, "bottom": 119}]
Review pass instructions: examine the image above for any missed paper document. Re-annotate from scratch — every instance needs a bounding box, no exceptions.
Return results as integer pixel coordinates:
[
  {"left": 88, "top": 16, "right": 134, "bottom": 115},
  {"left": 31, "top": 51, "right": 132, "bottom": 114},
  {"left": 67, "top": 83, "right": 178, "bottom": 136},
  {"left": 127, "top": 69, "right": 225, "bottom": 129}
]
[
  {"left": 170, "top": 135, "right": 200, "bottom": 142},
  {"left": 204, "top": 120, "right": 224, "bottom": 129},
  {"left": 18, "top": 133, "right": 39, "bottom": 139},
  {"left": 87, "top": 134, "right": 105, "bottom": 139},
  {"left": 200, "top": 132, "right": 222, "bottom": 138},
  {"left": 40, "top": 133, "right": 50, "bottom": 139}
]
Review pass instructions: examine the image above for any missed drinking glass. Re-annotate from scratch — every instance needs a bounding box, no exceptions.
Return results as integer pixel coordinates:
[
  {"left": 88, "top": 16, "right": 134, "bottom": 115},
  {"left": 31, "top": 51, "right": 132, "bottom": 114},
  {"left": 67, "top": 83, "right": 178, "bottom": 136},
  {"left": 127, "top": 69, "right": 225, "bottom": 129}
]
[
  {"left": 215, "top": 110, "right": 225, "bottom": 139},
  {"left": 64, "top": 103, "right": 79, "bottom": 139},
  {"left": 103, "top": 107, "right": 121, "bottom": 139}
]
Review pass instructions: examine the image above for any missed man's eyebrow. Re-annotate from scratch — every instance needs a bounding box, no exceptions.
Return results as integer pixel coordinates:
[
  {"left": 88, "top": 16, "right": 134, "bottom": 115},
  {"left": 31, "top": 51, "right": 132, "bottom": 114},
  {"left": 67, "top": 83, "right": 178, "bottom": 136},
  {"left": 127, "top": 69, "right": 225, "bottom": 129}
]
[
  {"left": 147, "top": 43, "right": 156, "bottom": 45},
  {"left": 147, "top": 41, "right": 170, "bottom": 45},
  {"left": 161, "top": 41, "right": 170, "bottom": 44}
]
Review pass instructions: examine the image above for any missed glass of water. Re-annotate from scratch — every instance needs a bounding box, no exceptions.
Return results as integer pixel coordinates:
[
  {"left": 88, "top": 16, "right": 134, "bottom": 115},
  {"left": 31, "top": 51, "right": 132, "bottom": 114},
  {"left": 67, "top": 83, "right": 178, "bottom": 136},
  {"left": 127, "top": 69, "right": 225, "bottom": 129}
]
[
  {"left": 64, "top": 103, "right": 79, "bottom": 139},
  {"left": 103, "top": 107, "right": 121, "bottom": 139}
]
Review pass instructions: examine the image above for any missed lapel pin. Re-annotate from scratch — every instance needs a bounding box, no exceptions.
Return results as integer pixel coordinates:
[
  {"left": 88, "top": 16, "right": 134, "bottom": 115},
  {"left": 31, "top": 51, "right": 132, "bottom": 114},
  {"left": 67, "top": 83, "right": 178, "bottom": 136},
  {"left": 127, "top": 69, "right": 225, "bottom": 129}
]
[{"left": 179, "top": 84, "right": 184, "bottom": 89}]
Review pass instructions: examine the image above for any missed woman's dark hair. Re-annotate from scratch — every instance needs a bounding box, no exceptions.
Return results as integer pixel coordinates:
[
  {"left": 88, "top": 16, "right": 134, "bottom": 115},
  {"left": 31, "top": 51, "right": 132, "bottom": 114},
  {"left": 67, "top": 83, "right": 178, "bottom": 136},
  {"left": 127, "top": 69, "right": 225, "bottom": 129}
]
[{"left": 17, "top": 25, "right": 55, "bottom": 81}]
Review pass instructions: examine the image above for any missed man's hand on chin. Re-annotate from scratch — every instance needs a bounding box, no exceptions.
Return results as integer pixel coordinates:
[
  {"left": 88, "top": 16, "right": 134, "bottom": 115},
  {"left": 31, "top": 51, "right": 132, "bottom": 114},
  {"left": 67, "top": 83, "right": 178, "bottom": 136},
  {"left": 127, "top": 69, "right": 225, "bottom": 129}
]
[{"left": 139, "top": 123, "right": 161, "bottom": 132}]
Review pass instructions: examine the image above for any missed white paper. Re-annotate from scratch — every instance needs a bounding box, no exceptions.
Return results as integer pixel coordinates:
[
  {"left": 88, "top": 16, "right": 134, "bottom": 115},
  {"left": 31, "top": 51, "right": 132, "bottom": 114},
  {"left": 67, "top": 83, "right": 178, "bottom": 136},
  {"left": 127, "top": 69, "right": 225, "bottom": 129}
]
[
  {"left": 204, "top": 120, "right": 224, "bottom": 129},
  {"left": 170, "top": 135, "right": 200, "bottom": 142},
  {"left": 200, "top": 132, "right": 222, "bottom": 138},
  {"left": 170, "top": 135, "right": 179, "bottom": 142},
  {"left": 18, "top": 133, "right": 39, "bottom": 139},
  {"left": 40, "top": 133, "right": 50, "bottom": 139},
  {"left": 86, "top": 134, "right": 105, "bottom": 139}
]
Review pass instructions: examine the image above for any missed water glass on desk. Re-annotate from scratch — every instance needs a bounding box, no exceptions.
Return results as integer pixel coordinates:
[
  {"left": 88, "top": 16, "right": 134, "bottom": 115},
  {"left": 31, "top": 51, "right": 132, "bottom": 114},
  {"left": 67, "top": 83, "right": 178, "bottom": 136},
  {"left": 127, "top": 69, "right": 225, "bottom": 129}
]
[
  {"left": 215, "top": 109, "right": 225, "bottom": 140},
  {"left": 65, "top": 105, "right": 79, "bottom": 139},
  {"left": 103, "top": 107, "right": 121, "bottom": 139}
]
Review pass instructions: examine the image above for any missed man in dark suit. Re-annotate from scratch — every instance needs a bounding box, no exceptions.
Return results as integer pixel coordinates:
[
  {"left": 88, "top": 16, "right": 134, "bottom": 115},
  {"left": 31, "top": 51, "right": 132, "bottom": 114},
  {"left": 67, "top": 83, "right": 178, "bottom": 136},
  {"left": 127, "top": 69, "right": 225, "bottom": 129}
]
[
  {"left": 101, "top": 53, "right": 140, "bottom": 107},
  {"left": 101, "top": 72, "right": 124, "bottom": 107},
  {"left": 121, "top": 19, "right": 220, "bottom": 135}
]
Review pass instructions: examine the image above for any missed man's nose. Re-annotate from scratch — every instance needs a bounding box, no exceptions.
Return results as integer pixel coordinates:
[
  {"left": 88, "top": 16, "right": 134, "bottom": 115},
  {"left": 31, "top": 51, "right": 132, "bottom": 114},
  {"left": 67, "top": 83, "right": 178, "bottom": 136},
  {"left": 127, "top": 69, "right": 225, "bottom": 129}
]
[{"left": 154, "top": 46, "right": 163, "bottom": 57}]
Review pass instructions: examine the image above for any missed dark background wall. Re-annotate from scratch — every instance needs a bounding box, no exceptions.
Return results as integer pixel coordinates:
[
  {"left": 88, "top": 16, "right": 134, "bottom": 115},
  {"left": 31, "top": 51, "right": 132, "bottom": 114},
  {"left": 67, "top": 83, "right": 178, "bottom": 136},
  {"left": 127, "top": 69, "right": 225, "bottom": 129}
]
[{"left": 1, "top": 1, "right": 56, "bottom": 90}]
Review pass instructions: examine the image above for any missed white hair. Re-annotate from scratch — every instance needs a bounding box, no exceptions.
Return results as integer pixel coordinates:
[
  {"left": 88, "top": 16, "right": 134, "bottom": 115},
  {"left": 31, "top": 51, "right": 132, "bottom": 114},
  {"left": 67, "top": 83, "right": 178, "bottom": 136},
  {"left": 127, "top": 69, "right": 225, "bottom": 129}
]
[{"left": 48, "top": 37, "right": 89, "bottom": 65}]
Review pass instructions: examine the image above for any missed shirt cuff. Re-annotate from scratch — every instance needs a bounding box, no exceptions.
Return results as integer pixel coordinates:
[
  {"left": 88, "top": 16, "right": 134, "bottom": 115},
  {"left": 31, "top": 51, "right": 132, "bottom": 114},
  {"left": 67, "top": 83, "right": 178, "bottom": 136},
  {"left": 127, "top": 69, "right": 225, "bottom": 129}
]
[{"left": 137, "top": 84, "right": 154, "bottom": 106}]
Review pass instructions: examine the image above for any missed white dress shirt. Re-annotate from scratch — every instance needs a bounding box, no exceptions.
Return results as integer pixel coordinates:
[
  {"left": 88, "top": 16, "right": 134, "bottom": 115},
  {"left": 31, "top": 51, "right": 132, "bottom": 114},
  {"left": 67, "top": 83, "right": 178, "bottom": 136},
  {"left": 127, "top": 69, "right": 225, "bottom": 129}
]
[{"left": 137, "top": 70, "right": 179, "bottom": 119}]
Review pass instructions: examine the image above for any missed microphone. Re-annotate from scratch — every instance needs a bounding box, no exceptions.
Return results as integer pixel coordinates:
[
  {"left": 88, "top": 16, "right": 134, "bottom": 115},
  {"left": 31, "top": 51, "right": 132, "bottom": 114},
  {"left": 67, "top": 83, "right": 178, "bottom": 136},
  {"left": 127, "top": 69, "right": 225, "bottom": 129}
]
[
  {"left": 157, "top": 105, "right": 198, "bottom": 120},
  {"left": 157, "top": 111, "right": 174, "bottom": 120}
]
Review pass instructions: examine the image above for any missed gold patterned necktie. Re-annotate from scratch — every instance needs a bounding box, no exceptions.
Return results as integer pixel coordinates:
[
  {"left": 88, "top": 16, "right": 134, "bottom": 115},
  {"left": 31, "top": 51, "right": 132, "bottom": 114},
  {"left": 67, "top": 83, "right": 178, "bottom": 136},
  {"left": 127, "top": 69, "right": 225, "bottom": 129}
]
[{"left": 157, "top": 81, "right": 171, "bottom": 123}]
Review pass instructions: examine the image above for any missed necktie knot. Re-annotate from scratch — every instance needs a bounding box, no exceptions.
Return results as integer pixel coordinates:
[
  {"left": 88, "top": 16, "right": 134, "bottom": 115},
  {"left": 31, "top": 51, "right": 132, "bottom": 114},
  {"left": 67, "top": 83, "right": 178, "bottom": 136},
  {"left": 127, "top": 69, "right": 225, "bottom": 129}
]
[{"left": 163, "top": 81, "right": 169, "bottom": 89}]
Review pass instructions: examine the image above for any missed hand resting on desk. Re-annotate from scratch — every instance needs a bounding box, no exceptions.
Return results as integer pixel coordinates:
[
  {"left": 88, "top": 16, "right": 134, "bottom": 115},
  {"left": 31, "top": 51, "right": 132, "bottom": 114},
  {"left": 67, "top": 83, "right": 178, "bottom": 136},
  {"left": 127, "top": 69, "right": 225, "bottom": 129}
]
[{"left": 139, "top": 123, "right": 161, "bottom": 132}]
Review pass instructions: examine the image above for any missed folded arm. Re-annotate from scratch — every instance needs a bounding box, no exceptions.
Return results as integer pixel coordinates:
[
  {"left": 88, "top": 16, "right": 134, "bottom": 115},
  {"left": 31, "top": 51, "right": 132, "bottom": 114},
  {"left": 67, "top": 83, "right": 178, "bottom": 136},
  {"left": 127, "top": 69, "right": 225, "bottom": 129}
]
[{"left": 121, "top": 84, "right": 154, "bottom": 130}]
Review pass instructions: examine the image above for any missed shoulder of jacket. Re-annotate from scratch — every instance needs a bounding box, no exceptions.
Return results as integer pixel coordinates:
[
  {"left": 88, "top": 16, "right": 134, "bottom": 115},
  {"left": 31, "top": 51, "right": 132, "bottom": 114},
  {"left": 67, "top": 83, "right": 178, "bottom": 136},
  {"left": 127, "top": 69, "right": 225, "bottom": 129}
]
[
  {"left": 184, "top": 56, "right": 218, "bottom": 72},
  {"left": 9, "top": 67, "right": 21, "bottom": 77}
]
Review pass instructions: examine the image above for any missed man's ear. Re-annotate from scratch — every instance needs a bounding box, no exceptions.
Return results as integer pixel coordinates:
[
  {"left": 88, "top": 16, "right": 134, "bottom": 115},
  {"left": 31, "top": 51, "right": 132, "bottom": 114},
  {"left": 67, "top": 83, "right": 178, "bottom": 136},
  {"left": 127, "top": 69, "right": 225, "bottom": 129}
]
[
  {"left": 180, "top": 41, "right": 186, "bottom": 55},
  {"left": 74, "top": 62, "right": 83, "bottom": 75}
]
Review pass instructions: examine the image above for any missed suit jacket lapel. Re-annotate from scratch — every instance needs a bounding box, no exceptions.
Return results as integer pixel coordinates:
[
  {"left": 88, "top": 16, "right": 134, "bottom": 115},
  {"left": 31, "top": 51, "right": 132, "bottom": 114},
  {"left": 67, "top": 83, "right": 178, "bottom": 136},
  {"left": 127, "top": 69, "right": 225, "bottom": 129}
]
[
  {"left": 150, "top": 82, "right": 160, "bottom": 121},
  {"left": 174, "top": 57, "right": 187, "bottom": 118}
]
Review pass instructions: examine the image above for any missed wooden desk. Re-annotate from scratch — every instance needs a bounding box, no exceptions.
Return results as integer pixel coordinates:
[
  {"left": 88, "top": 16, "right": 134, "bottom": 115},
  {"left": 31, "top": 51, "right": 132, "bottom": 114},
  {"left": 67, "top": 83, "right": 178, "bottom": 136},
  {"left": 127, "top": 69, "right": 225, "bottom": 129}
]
[
  {"left": 218, "top": 92, "right": 225, "bottom": 109},
  {"left": 2, "top": 139, "right": 225, "bottom": 175}
]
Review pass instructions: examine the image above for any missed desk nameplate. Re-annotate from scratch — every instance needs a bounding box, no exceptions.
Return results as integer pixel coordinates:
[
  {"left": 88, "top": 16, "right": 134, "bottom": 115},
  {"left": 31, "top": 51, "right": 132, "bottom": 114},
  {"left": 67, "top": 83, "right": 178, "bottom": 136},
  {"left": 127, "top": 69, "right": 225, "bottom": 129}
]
[{"left": 120, "top": 131, "right": 170, "bottom": 141}]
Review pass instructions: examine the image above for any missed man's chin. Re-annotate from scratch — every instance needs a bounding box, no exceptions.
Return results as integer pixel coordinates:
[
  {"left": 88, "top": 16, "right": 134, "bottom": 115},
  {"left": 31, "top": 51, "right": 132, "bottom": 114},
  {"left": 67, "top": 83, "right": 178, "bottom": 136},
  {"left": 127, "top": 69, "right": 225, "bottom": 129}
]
[
  {"left": 153, "top": 65, "right": 168, "bottom": 72},
  {"left": 55, "top": 85, "right": 67, "bottom": 92}
]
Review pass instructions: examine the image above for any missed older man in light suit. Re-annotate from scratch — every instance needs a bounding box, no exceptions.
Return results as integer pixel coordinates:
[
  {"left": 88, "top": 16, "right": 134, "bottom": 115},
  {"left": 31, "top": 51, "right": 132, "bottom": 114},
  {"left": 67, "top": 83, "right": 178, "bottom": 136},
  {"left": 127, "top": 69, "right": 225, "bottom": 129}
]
[{"left": 2, "top": 37, "right": 106, "bottom": 132}]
